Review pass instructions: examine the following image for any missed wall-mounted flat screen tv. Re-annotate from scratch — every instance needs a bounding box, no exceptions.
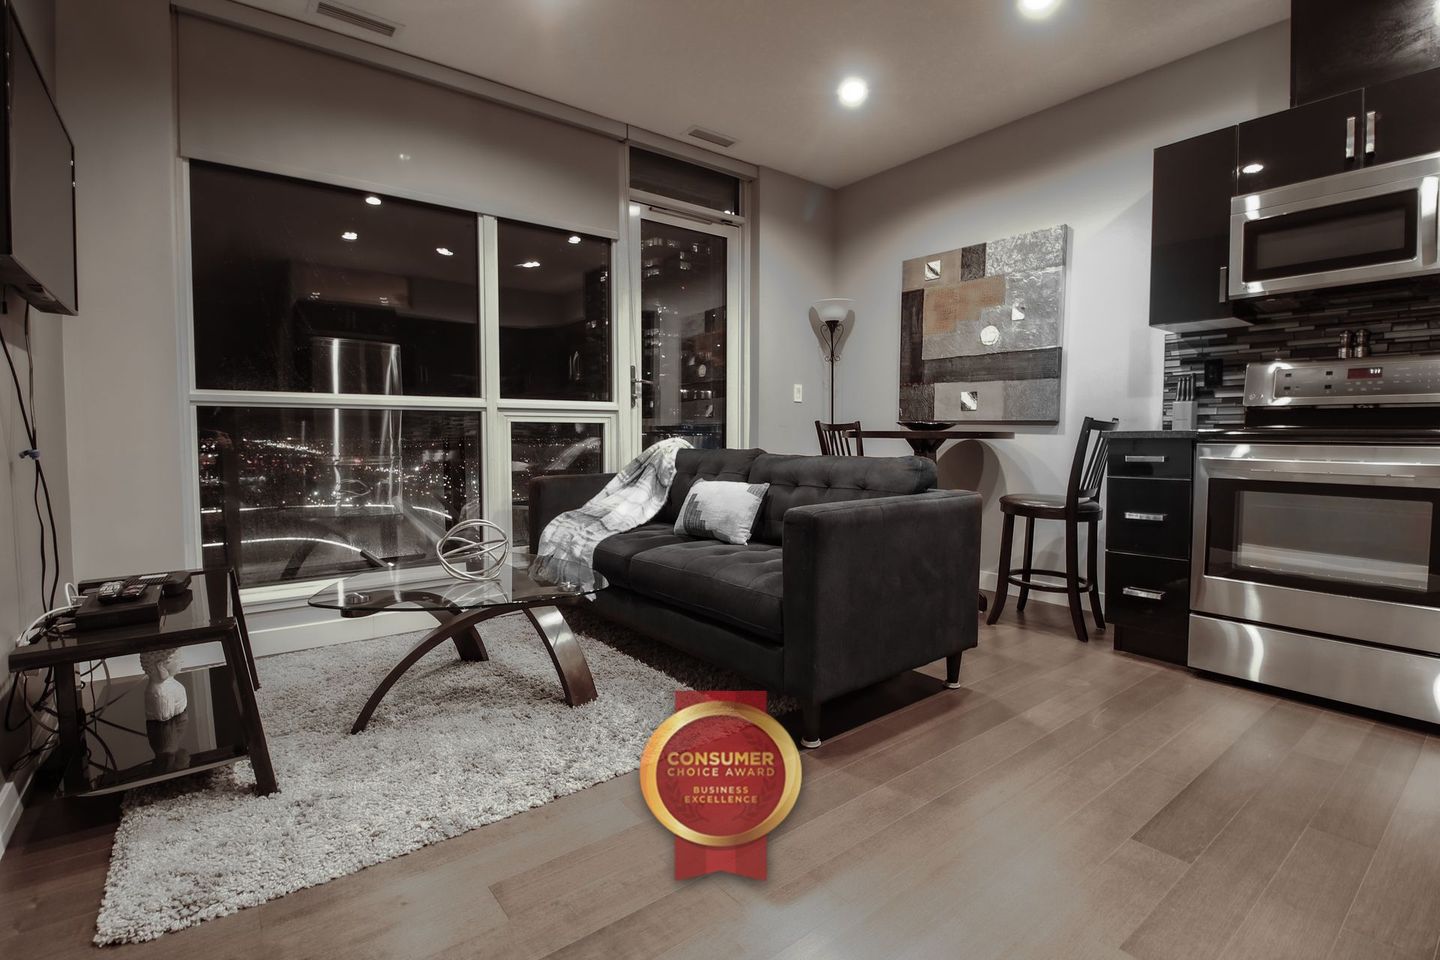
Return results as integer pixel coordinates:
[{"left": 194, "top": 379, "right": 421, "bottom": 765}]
[{"left": 0, "top": 3, "right": 75, "bottom": 315}]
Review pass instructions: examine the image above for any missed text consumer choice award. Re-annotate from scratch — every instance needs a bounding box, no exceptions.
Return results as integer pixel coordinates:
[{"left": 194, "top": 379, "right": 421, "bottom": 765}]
[{"left": 640, "top": 691, "right": 803, "bottom": 880}]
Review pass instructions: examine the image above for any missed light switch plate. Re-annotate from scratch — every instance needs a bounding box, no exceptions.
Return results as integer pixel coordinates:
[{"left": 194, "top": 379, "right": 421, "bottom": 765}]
[{"left": 793, "top": 383, "right": 803, "bottom": 402}]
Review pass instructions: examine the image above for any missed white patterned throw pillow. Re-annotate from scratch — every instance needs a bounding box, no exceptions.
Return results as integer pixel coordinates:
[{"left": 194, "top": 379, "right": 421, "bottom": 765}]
[{"left": 673, "top": 479, "right": 770, "bottom": 545}]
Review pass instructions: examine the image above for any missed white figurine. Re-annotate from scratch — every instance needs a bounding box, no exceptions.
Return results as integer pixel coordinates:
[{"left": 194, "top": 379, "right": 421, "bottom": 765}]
[{"left": 138, "top": 647, "right": 187, "bottom": 721}]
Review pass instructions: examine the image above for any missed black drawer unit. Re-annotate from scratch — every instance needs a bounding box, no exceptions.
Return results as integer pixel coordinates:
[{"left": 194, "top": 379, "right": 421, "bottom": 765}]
[
  {"left": 1106, "top": 553, "right": 1190, "bottom": 637},
  {"left": 1108, "top": 439, "right": 1193, "bottom": 479},
  {"left": 1105, "top": 435, "right": 1194, "bottom": 665},
  {"left": 1106, "top": 478, "right": 1191, "bottom": 559}
]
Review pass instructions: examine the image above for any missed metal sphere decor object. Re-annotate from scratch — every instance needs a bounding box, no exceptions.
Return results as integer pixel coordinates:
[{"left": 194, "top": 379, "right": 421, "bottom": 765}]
[{"left": 436, "top": 519, "right": 511, "bottom": 581}]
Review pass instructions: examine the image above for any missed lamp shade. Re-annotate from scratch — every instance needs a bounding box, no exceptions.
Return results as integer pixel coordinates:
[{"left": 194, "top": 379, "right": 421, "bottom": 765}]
[{"left": 811, "top": 298, "right": 854, "bottom": 325}]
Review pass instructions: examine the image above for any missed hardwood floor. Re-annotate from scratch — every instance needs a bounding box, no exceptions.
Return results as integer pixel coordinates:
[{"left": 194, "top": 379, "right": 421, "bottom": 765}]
[{"left": 4, "top": 602, "right": 1440, "bottom": 960}]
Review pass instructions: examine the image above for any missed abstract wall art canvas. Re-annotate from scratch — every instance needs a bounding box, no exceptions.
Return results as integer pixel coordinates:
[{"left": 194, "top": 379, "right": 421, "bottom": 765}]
[{"left": 899, "top": 224, "right": 1068, "bottom": 424}]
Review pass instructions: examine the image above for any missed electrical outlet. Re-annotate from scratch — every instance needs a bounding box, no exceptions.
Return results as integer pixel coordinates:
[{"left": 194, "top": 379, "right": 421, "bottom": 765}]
[{"left": 793, "top": 383, "right": 803, "bottom": 403}]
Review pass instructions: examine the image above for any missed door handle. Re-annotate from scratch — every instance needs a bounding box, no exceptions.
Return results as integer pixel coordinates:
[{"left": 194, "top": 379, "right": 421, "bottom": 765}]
[
  {"left": 1122, "top": 586, "right": 1165, "bottom": 601},
  {"left": 1124, "top": 455, "right": 1166, "bottom": 464},
  {"left": 1365, "top": 110, "right": 1377, "bottom": 157},
  {"left": 1345, "top": 115, "right": 1356, "bottom": 159},
  {"left": 629, "top": 364, "right": 652, "bottom": 408},
  {"left": 1123, "top": 511, "right": 1167, "bottom": 522}
]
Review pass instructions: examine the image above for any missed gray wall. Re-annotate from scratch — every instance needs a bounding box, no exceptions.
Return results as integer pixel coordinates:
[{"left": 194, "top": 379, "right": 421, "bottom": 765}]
[
  {"left": 754, "top": 167, "right": 836, "bottom": 453},
  {"left": 1, "top": 0, "right": 73, "bottom": 814},
  {"left": 822, "top": 24, "right": 1290, "bottom": 593}
]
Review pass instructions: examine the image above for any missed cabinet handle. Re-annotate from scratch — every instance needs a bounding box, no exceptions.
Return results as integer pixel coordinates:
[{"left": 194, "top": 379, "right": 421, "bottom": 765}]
[
  {"left": 1123, "top": 511, "right": 1167, "bottom": 522},
  {"left": 1122, "top": 586, "right": 1165, "bottom": 601},
  {"left": 1124, "top": 455, "right": 1166, "bottom": 464},
  {"left": 1365, "top": 110, "right": 1377, "bottom": 156},
  {"left": 1345, "top": 115, "right": 1356, "bottom": 159},
  {"left": 1218, "top": 265, "right": 1228, "bottom": 303}
]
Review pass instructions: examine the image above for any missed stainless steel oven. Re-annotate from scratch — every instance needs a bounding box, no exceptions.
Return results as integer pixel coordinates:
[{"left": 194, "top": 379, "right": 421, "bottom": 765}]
[
  {"left": 1188, "top": 355, "right": 1440, "bottom": 723},
  {"left": 1229, "top": 150, "right": 1440, "bottom": 300},
  {"left": 1192, "top": 442, "right": 1440, "bottom": 650}
]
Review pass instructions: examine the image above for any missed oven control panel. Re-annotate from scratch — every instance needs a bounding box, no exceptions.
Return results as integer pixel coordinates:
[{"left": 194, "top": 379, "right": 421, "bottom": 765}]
[{"left": 1244, "top": 356, "right": 1440, "bottom": 406}]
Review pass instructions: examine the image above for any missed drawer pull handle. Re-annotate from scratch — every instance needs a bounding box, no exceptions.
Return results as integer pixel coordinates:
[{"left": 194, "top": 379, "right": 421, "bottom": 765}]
[
  {"left": 1124, "top": 455, "right": 1167, "bottom": 464},
  {"left": 1122, "top": 586, "right": 1165, "bottom": 601},
  {"left": 1123, "top": 511, "right": 1167, "bottom": 522}
]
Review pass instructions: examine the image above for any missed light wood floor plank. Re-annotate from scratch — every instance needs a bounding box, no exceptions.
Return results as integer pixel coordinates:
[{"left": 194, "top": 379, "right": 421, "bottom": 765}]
[
  {"left": 1131, "top": 699, "right": 1318, "bottom": 863},
  {"left": 1341, "top": 736, "right": 1440, "bottom": 959},
  {"left": 1123, "top": 747, "right": 1347, "bottom": 960}
]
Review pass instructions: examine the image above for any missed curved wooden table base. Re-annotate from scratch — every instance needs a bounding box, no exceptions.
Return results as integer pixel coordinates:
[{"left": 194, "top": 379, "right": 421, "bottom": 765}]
[{"left": 349, "top": 601, "right": 597, "bottom": 735}]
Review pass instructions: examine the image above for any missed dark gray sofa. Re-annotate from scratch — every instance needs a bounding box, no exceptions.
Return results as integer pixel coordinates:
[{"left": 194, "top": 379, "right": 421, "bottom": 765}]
[{"left": 529, "top": 448, "right": 981, "bottom": 746}]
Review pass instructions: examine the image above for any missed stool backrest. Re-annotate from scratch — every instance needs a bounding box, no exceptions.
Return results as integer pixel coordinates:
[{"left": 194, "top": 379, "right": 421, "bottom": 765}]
[
  {"left": 815, "top": 420, "right": 865, "bottom": 456},
  {"left": 1068, "top": 417, "right": 1119, "bottom": 511}
]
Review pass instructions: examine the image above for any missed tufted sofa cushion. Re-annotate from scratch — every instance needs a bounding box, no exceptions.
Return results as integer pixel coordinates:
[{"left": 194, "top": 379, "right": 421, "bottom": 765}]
[
  {"left": 655, "top": 448, "right": 764, "bottom": 524},
  {"left": 592, "top": 523, "right": 691, "bottom": 589},
  {"left": 627, "top": 540, "right": 785, "bottom": 641},
  {"left": 747, "top": 454, "right": 937, "bottom": 545}
]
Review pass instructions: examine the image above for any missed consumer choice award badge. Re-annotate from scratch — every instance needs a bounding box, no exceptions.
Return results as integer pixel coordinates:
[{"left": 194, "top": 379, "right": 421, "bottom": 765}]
[{"left": 640, "top": 691, "right": 802, "bottom": 880}]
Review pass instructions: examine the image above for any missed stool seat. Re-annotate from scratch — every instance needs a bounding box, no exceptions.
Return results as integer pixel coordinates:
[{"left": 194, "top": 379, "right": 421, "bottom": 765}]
[{"left": 999, "top": 493, "right": 1103, "bottom": 519}]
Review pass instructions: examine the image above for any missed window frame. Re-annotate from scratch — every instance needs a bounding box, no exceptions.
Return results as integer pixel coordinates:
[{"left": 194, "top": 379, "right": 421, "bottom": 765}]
[{"left": 176, "top": 160, "right": 623, "bottom": 605}]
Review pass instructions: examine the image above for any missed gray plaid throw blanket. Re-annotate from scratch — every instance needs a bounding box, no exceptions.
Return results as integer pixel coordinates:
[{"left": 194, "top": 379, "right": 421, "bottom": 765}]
[{"left": 531, "top": 437, "right": 692, "bottom": 578}]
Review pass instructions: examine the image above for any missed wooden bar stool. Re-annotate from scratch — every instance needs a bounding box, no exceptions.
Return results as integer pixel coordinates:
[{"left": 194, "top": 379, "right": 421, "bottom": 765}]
[
  {"left": 986, "top": 417, "right": 1117, "bottom": 642},
  {"left": 815, "top": 420, "right": 865, "bottom": 456}
]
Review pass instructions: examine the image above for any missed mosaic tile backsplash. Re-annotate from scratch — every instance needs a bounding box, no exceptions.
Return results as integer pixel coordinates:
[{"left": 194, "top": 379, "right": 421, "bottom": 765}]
[{"left": 1163, "top": 284, "right": 1440, "bottom": 427}]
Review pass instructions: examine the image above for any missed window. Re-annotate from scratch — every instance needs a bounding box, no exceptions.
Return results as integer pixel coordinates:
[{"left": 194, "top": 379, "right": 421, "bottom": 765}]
[
  {"left": 496, "top": 220, "right": 612, "bottom": 401},
  {"left": 509, "top": 421, "right": 605, "bottom": 548},
  {"left": 198, "top": 406, "right": 481, "bottom": 585},
  {"left": 189, "top": 162, "right": 480, "bottom": 397},
  {"left": 187, "top": 163, "right": 620, "bottom": 591},
  {"left": 629, "top": 148, "right": 740, "bottom": 215}
]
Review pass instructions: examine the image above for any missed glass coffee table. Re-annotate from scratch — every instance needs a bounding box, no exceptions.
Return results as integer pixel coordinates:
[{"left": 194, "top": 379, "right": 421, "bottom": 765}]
[{"left": 308, "top": 556, "right": 607, "bottom": 734}]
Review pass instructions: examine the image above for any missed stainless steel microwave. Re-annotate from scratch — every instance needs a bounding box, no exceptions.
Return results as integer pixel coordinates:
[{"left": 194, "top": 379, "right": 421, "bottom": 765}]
[{"left": 1229, "top": 150, "right": 1440, "bottom": 299}]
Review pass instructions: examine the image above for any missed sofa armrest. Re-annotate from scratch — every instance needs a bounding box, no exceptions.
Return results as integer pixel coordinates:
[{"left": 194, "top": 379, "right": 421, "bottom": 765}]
[
  {"left": 781, "top": 490, "right": 982, "bottom": 702},
  {"left": 527, "top": 473, "right": 614, "bottom": 548}
]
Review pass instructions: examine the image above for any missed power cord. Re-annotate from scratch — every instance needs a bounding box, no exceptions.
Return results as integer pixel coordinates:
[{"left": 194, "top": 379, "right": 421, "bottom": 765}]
[{"left": 1, "top": 297, "right": 66, "bottom": 777}]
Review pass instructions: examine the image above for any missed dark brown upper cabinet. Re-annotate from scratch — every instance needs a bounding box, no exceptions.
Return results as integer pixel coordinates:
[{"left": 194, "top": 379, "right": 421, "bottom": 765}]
[
  {"left": 1149, "top": 127, "right": 1238, "bottom": 331},
  {"left": 1236, "top": 91, "right": 1364, "bottom": 194},
  {"left": 1361, "top": 65, "right": 1440, "bottom": 166}
]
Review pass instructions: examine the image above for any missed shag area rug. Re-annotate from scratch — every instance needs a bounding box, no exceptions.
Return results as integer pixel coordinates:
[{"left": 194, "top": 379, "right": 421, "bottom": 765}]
[{"left": 95, "top": 609, "right": 743, "bottom": 945}]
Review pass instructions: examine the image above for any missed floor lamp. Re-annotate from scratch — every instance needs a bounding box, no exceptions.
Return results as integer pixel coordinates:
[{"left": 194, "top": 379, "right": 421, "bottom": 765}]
[{"left": 811, "top": 299, "right": 855, "bottom": 424}]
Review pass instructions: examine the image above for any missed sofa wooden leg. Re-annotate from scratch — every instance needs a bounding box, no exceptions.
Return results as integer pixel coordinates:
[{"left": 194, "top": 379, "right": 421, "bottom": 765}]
[
  {"left": 946, "top": 653, "right": 963, "bottom": 689},
  {"left": 800, "top": 701, "right": 823, "bottom": 749}
]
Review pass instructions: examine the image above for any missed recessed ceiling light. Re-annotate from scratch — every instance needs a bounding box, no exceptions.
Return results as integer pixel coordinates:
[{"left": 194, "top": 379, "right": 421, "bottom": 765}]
[
  {"left": 364, "top": 195, "right": 382, "bottom": 206},
  {"left": 435, "top": 246, "right": 454, "bottom": 256},
  {"left": 568, "top": 235, "right": 582, "bottom": 244},
  {"left": 1018, "top": 0, "right": 1061, "bottom": 18},
  {"left": 837, "top": 76, "right": 869, "bottom": 108},
  {"left": 1241, "top": 162, "right": 1265, "bottom": 174},
  {"left": 517, "top": 260, "right": 542, "bottom": 269},
  {"left": 341, "top": 231, "right": 358, "bottom": 241}
]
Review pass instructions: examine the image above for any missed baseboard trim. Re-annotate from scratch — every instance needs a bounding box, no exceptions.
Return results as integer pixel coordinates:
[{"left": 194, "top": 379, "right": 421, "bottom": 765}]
[{"left": 0, "top": 762, "right": 40, "bottom": 860}]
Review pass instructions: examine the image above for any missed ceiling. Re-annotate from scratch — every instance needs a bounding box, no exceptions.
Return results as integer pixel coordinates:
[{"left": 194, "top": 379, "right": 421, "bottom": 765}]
[{"left": 235, "top": 0, "right": 1289, "bottom": 188}]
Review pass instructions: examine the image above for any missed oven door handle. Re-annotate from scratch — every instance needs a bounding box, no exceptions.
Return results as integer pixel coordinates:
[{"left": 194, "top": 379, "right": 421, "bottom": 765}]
[{"left": 1199, "top": 457, "right": 1437, "bottom": 483}]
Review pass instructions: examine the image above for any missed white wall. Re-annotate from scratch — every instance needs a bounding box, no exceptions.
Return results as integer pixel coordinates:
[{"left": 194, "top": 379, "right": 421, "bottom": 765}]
[
  {"left": 753, "top": 167, "right": 837, "bottom": 453},
  {"left": 826, "top": 24, "right": 1290, "bottom": 589},
  {"left": 57, "top": 0, "right": 187, "bottom": 582}
]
